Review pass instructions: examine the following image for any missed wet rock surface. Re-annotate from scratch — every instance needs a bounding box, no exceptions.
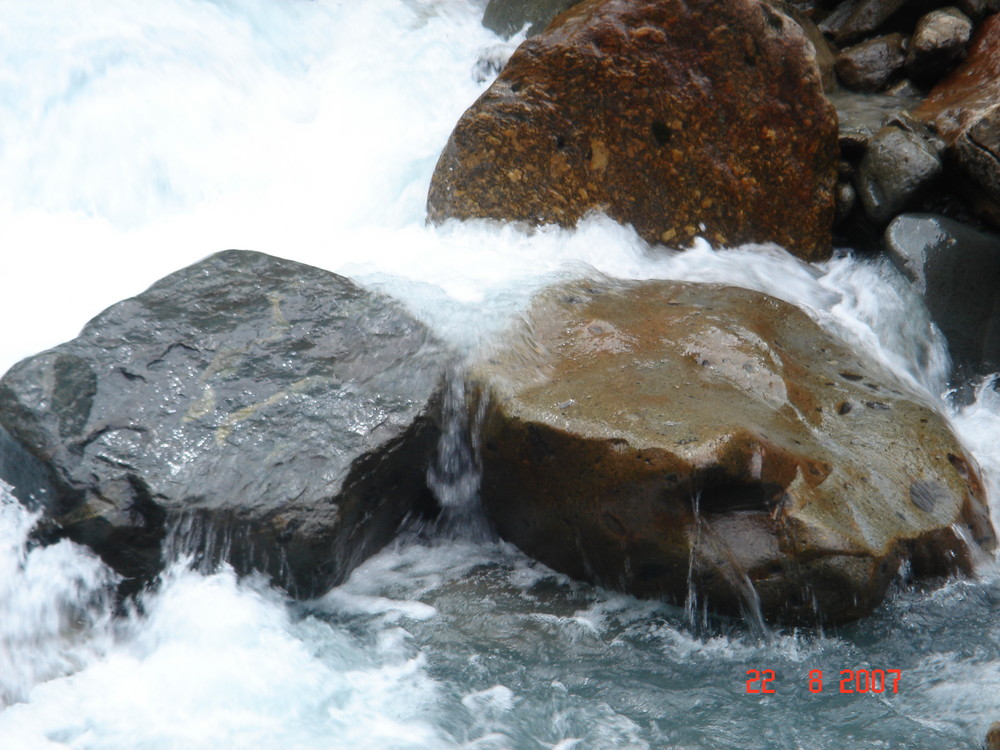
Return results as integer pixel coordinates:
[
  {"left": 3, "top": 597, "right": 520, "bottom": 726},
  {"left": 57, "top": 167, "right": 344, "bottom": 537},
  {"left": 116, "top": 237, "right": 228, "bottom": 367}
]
[
  {"left": 434, "top": 0, "right": 838, "bottom": 261},
  {"left": 855, "top": 117, "right": 944, "bottom": 224},
  {"left": 916, "top": 14, "right": 1000, "bottom": 225},
  {"left": 470, "top": 279, "right": 995, "bottom": 625},
  {"left": 0, "top": 250, "right": 447, "bottom": 596},
  {"left": 905, "top": 7, "right": 974, "bottom": 83},
  {"left": 482, "top": 0, "right": 582, "bottom": 38},
  {"left": 820, "top": 0, "right": 909, "bottom": 45},
  {"left": 835, "top": 33, "right": 908, "bottom": 91},
  {"left": 885, "top": 213, "right": 1000, "bottom": 377}
]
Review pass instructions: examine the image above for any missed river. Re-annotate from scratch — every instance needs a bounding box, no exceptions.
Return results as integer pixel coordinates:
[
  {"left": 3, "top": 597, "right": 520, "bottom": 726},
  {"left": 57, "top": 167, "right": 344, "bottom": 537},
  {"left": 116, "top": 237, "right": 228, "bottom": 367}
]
[{"left": 1, "top": 1, "right": 999, "bottom": 747}]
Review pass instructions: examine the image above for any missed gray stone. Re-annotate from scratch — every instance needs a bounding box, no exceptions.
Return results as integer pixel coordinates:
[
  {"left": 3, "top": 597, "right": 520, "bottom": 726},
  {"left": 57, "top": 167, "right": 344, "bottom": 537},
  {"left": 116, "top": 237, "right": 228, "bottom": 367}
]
[
  {"left": 820, "top": 0, "right": 907, "bottom": 45},
  {"left": 766, "top": 0, "right": 840, "bottom": 92},
  {"left": 885, "top": 213, "right": 1000, "bottom": 377},
  {"left": 836, "top": 33, "right": 907, "bottom": 92},
  {"left": 855, "top": 120, "right": 943, "bottom": 224},
  {"left": 482, "top": 0, "right": 581, "bottom": 39},
  {"left": 906, "top": 7, "right": 974, "bottom": 84},
  {"left": 0, "top": 250, "right": 448, "bottom": 596}
]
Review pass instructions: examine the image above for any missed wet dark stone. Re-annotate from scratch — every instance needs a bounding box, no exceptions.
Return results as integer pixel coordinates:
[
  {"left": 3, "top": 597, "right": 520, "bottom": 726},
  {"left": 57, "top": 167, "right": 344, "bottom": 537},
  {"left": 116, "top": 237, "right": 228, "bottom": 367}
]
[
  {"left": 885, "top": 213, "right": 1000, "bottom": 379},
  {"left": 0, "top": 250, "right": 449, "bottom": 596},
  {"left": 905, "top": 7, "right": 973, "bottom": 84},
  {"left": 482, "top": 0, "right": 582, "bottom": 38},
  {"left": 820, "top": 0, "right": 907, "bottom": 45},
  {"left": 836, "top": 33, "right": 907, "bottom": 92},
  {"left": 916, "top": 14, "right": 1000, "bottom": 228},
  {"left": 855, "top": 118, "right": 943, "bottom": 225}
]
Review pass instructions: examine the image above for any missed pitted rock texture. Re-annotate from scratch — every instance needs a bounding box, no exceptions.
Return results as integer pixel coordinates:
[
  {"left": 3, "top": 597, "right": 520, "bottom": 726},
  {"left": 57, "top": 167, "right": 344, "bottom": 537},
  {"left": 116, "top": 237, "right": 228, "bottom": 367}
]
[
  {"left": 429, "top": 0, "right": 838, "bottom": 261},
  {"left": 0, "top": 250, "right": 447, "bottom": 596},
  {"left": 470, "top": 279, "right": 995, "bottom": 625}
]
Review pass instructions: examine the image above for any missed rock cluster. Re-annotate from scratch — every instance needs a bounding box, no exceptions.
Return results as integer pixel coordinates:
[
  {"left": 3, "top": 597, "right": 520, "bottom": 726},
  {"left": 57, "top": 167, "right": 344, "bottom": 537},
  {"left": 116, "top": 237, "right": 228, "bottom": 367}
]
[
  {"left": 471, "top": 2, "right": 1000, "bottom": 381},
  {"left": 2, "top": 1, "right": 998, "bottom": 632},
  {"left": 810, "top": 1, "right": 1000, "bottom": 249}
]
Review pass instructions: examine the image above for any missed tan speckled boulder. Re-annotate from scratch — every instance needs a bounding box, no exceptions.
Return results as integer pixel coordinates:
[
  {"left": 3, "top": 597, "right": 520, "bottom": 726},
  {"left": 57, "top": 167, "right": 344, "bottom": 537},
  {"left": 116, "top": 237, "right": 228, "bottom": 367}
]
[
  {"left": 428, "top": 0, "right": 838, "bottom": 261},
  {"left": 470, "top": 279, "right": 996, "bottom": 625}
]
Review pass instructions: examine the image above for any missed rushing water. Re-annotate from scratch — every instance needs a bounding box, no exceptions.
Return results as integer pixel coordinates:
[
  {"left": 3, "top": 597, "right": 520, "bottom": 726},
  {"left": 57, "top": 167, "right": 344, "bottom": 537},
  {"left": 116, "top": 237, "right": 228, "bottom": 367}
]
[{"left": 2, "top": 1, "right": 1000, "bottom": 747}]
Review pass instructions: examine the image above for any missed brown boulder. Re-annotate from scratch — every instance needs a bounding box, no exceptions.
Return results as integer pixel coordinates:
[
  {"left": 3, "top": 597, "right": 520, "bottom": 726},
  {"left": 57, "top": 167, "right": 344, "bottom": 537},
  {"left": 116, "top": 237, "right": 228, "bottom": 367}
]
[
  {"left": 915, "top": 15, "right": 1000, "bottom": 225},
  {"left": 470, "top": 279, "right": 995, "bottom": 625},
  {"left": 428, "top": 0, "right": 838, "bottom": 261}
]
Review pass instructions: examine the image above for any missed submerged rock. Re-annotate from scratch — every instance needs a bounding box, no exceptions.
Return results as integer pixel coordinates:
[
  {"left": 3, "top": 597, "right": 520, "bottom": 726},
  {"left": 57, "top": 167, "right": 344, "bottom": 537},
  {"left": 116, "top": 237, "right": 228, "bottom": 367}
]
[
  {"left": 885, "top": 213, "right": 1000, "bottom": 379},
  {"left": 470, "top": 279, "right": 995, "bottom": 625},
  {"left": 0, "top": 250, "right": 447, "bottom": 596},
  {"left": 429, "top": 0, "right": 838, "bottom": 261}
]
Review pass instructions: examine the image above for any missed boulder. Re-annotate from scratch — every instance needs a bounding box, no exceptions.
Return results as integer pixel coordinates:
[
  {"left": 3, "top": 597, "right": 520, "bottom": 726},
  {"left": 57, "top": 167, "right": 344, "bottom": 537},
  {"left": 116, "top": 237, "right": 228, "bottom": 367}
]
[
  {"left": 428, "top": 0, "right": 838, "bottom": 262},
  {"left": 482, "top": 0, "right": 582, "bottom": 39},
  {"left": 470, "top": 279, "right": 995, "bottom": 625},
  {"left": 0, "top": 250, "right": 448, "bottom": 596},
  {"left": 835, "top": 33, "right": 908, "bottom": 92},
  {"left": 905, "top": 7, "right": 974, "bottom": 84},
  {"left": 915, "top": 14, "right": 1000, "bottom": 226},
  {"left": 854, "top": 116, "right": 944, "bottom": 225},
  {"left": 885, "top": 213, "right": 1000, "bottom": 378}
]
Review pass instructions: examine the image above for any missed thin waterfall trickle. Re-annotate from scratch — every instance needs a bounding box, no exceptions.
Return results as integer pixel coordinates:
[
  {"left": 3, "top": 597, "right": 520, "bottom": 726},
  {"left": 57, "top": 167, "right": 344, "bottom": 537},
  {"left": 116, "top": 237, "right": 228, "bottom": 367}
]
[
  {"left": 684, "top": 491, "right": 702, "bottom": 631},
  {"left": 426, "top": 369, "right": 493, "bottom": 540},
  {"left": 684, "top": 490, "right": 772, "bottom": 640}
]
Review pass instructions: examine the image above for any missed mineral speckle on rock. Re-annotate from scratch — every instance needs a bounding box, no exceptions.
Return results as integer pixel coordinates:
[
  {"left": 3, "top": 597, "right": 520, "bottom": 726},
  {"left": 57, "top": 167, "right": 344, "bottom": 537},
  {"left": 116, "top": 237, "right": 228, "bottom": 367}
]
[{"left": 432, "top": 0, "right": 838, "bottom": 261}]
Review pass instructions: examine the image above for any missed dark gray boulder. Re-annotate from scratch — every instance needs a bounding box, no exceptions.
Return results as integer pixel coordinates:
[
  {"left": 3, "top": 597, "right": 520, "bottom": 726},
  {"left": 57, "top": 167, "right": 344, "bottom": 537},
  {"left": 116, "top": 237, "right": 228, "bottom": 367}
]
[
  {"left": 855, "top": 117, "right": 944, "bottom": 225},
  {"left": 885, "top": 213, "right": 1000, "bottom": 378},
  {"left": 819, "top": 0, "right": 907, "bottom": 45},
  {"left": 0, "top": 250, "right": 448, "bottom": 596},
  {"left": 835, "top": 33, "right": 907, "bottom": 92}
]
